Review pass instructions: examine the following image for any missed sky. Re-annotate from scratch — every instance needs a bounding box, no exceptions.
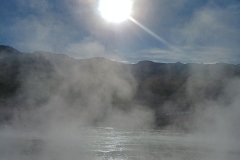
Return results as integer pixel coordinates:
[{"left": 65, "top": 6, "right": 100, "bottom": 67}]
[{"left": 0, "top": 0, "right": 240, "bottom": 63}]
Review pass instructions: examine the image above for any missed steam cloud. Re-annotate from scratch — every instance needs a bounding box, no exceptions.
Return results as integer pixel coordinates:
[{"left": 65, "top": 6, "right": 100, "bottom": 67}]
[
  {"left": 9, "top": 54, "right": 153, "bottom": 131},
  {"left": 1, "top": 52, "right": 240, "bottom": 159},
  {"left": 1, "top": 0, "right": 240, "bottom": 159}
]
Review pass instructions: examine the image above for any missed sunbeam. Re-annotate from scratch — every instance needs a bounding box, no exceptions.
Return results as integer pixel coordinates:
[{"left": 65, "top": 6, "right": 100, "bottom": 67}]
[{"left": 128, "top": 16, "right": 178, "bottom": 51}]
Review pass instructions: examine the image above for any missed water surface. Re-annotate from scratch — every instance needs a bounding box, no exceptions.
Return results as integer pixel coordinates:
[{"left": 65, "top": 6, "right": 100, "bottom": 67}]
[{"left": 0, "top": 127, "right": 239, "bottom": 160}]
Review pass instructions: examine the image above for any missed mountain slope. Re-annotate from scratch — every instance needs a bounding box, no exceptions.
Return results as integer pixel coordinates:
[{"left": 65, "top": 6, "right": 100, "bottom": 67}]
[{"left": 1, "top": 45, "right": 240, "bottom": 130}]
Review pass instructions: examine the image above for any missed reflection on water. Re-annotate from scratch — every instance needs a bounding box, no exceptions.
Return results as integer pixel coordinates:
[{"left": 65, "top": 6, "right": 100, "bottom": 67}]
[{"left": 0, "top": 127, "right": 240, "bottom": 160}]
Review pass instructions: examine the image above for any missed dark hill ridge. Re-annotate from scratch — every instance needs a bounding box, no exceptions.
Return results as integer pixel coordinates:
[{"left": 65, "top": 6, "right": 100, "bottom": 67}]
[
  {"left": 0, "top": 45, "right": 21, "bottom": 54},
  {"left": 1, "top": 45, "right": 240, "bottom": 130},
  {"left": 0, "top": 46, "right": 22, "bottom": 100}
]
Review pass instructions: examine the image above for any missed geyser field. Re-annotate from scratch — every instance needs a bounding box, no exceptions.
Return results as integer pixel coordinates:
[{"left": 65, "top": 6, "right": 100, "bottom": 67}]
[{"left": 1, "top": 45, "right": 240, "bottom": 159}]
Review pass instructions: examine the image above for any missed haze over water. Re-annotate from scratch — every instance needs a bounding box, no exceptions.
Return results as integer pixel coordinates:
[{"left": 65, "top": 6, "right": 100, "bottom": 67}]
[
  {"left": 1, "top": 127, "right": 240, "bottom": 160},
  {"left": 1, "top": 47, "right": 240, "bottom": 160}
]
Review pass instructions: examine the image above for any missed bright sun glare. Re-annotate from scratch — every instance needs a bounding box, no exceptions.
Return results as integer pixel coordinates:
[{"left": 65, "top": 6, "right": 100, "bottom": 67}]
[{"left": 99, "top": 0, "right": 132, "bottom": 23}]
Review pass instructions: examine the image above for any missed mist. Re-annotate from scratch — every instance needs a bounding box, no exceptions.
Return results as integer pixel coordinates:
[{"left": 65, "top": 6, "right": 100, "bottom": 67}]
[
  {"left": 1, "top": 49, "right": 240, "bottom": 159},
  {"left": 7, "top": 54, "right": 153, "bottom": 130},
  {"left": 1, "top": 0, "right": 240, "bottom": 158},
  {"left": 0, "top": 52, "right": 155, "bottom": 159},
  {"left": 187, "top": 68, "right": 240, "bottom": 156}
]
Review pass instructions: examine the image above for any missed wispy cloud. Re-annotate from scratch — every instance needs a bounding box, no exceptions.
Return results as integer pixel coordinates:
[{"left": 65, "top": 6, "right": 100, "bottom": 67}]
[
  {"left": 135, "top": 0, "right": 240, "bottom": 63},
  {"left": 65, "top": 38, "right": 107, "bottom": 59}
]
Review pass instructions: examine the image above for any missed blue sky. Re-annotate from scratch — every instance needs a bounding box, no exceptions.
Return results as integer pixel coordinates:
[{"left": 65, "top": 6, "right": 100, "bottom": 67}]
[{"left": 1, "top": 0, "right": 240, "bottom": 63}]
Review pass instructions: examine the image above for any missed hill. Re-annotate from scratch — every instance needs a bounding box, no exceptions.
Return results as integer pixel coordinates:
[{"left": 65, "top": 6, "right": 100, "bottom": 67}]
[{"left": 1, "top": 45, "right": 240, "bottom": 130}]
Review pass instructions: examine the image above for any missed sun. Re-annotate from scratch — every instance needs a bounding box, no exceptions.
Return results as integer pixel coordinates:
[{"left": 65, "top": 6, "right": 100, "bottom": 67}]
[{"left": 98, "top": 0, "right": 132, "bottom": 23}]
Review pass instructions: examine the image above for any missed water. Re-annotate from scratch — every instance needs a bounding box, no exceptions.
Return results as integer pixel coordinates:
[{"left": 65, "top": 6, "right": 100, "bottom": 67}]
[{"left": 0, "top": 127, "right": 240, "bottom": 160}]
